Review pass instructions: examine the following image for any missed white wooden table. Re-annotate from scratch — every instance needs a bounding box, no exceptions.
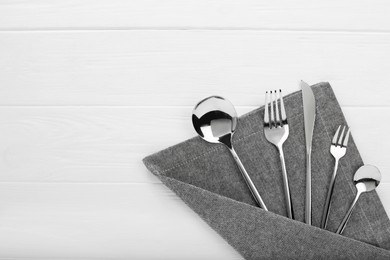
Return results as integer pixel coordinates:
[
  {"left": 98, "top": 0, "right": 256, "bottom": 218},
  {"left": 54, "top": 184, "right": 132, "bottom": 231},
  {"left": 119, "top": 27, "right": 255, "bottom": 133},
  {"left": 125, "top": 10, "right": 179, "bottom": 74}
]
[{"left": 1, "top": 1, "right": 390, "bottom": 259}]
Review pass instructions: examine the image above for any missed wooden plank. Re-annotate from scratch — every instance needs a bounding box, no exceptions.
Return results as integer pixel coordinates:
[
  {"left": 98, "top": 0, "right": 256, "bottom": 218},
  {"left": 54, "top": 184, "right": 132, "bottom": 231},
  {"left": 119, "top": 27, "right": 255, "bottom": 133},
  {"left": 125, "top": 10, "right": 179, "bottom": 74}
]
[
  {"left": 0, "top": 183, "right": 242, "bottom": 259},
  {"left": 0, "top": 106, "right": 389, "bottom": 183},
  {"left": 0, "top": 0, "right": 390, "bottom": 31},
  {"left": 1, "top": 31, "right": 390, "bottom": 106}
]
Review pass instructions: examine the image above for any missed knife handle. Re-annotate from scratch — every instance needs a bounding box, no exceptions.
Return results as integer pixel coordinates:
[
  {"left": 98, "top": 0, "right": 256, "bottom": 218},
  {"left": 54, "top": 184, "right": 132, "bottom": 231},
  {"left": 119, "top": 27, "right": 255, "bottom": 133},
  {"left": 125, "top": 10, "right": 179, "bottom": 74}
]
[{"left": 305, "top": 151, "right": 312, "bottom": 225}]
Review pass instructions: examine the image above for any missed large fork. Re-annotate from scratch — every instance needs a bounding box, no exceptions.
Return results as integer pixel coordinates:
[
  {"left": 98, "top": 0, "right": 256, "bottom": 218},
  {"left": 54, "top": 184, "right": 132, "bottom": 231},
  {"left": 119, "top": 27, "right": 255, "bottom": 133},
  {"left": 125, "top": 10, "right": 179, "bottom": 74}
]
[
  {"left": 320, "top": 125, "right": 350, "bottom": 229},
  {"left": 264, "top": 90, "right": 293, "bottom": 219}
]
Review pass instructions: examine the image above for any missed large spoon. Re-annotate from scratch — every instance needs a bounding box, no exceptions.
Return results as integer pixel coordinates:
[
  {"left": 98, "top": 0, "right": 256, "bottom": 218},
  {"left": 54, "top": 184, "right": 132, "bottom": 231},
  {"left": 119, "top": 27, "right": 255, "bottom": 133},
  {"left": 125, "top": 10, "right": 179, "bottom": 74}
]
[
  {"left": 192, "top": 96, "right": 268, "bottom": 210},
  {"left": 336, "top": 165, "right": 381, "bottom": 234}
]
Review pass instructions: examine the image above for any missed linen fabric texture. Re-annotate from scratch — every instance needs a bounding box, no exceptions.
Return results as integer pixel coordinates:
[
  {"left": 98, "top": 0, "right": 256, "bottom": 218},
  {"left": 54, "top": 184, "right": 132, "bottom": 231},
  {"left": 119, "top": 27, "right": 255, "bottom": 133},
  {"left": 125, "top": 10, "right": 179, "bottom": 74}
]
[{"left": 143, "top": 82, "right": 390, "bottom": 259}]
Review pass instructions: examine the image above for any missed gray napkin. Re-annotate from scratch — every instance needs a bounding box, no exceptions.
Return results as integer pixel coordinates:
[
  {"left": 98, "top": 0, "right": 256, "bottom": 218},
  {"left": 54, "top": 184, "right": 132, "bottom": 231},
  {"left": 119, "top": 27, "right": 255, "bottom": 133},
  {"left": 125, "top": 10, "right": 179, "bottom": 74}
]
[{"left": 143, "top": 82, "right": 390, "bottom": 259}]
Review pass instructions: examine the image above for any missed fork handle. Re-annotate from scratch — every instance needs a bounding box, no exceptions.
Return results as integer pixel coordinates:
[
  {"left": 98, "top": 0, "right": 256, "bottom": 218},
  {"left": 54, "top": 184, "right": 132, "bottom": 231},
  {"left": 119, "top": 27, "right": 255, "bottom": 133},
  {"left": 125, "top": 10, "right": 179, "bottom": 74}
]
[
  {"left": 320, "top": 159, "right": 339, "bottom": 229},
  {"left": 229, "top": 147, "right": 268, "bottom": 211},
  {"left": 278, "top": 146, "right": 294, "bottom": 219}
]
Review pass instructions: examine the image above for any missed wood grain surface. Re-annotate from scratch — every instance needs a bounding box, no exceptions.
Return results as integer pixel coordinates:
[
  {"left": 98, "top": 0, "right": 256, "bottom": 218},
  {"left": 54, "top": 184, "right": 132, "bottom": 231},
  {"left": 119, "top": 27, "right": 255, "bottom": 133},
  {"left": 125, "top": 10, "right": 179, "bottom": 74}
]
[{"left": 0, "top": 1, "right": 390, "bottom": 259}]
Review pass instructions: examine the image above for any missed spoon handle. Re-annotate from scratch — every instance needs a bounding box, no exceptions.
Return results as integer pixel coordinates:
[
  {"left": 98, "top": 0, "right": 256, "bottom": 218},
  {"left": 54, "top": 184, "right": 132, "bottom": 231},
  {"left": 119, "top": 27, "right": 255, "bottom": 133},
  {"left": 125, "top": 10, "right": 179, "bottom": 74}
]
[
  {"left": 321, "top": 159, "right": 339, "bottom": 229},
  {"left": 336, "top": 191, "right": 361, "bottom": 234},
  {"left": 229, "top": 148, "right": 268, "bottom": 210}
]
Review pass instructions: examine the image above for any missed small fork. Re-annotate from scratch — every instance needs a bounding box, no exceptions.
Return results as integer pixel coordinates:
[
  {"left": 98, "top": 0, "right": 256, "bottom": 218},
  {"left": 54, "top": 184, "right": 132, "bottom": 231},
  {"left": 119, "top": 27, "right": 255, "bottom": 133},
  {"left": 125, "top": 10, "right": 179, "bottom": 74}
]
[
  {"left": 264, "top": 90, "right": 293, "bottom": 219},
  {"left": 320, "top": 125, "right": 351, "bottom": 229}
]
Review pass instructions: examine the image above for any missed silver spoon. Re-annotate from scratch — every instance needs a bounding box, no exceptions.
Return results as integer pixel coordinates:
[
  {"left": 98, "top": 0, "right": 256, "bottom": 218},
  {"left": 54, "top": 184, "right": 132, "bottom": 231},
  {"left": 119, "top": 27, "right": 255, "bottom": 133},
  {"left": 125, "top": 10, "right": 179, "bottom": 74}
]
[
  {"left": 192, "top": 96, "right": 268, "bottom": 210},
  {"left": 336, "top": 165, "right": 381, "bottom": 234}
]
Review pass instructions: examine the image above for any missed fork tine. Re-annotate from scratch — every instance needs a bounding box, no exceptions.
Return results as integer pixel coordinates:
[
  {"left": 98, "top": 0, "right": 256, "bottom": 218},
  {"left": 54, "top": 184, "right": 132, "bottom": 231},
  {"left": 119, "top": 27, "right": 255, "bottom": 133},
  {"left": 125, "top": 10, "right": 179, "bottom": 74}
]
[
  {"left": 343, "top": 127, "right": 351, "bottom": 147},
  {"left": 270, "top": 90, "right": 275, "bottom": 128},
  {"left": 274, "top": 90, "right": 280, "bottom": 126},
  {"left": 332, "top": 125, "right": 341, "bottom": 144},
  {"left": 264, "top": 91, "right": 269, "bottom": 126},
  {"left": 280, "top": 89, "right": 287, "bottom": 124},
  {"left": 338, "top": 126, "right": 346, "bottom": 146}
]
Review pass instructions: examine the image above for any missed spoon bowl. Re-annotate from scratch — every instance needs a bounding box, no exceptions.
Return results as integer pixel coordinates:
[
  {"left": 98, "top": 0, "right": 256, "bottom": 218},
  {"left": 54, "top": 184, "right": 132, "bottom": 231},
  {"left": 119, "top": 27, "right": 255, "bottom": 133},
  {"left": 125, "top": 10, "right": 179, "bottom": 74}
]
[
  {"left": 192, "top": 96, "right": 237, "bottom": 147},
  {"left": 353, "top": 164, "right": 381, "bottom": 193}
]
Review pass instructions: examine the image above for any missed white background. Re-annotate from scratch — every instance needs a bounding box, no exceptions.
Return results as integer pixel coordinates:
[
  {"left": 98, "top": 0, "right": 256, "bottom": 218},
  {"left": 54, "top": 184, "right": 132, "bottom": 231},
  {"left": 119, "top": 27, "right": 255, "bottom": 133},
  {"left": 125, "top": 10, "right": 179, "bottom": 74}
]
[{"left": 1, "top": 1, "right": 390, "bottom": 259}]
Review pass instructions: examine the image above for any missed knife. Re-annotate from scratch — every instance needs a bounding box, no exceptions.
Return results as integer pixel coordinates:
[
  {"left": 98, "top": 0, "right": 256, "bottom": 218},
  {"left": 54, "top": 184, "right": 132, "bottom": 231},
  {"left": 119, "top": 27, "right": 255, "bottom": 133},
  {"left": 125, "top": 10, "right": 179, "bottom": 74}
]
[{"left": 301, "top": 80, "right": 316, "bottom": 225}]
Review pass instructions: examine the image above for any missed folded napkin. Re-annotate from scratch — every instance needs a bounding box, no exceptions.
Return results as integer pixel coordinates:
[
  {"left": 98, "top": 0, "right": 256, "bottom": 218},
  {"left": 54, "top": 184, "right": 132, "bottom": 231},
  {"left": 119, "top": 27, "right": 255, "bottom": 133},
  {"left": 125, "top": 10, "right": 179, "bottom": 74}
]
[{"left": 143, "top": 82, "right": 390, "bottom": 259}]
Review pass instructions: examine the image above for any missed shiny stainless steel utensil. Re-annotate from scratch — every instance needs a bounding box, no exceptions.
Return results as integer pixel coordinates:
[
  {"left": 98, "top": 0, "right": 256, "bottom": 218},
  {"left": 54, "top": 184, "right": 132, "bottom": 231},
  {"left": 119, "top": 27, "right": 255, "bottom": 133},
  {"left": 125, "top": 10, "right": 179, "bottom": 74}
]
[
  {"left": 264, "top": 90, "right": 293, "bottom": 219},
  {"left": 301, "top": 80, "right": 316, "bottom": 225},
  {"left": 321, "top": 126, "right": 351, "bottom": 229},
  {"left": 336, "top": 165, "right": 381, "bottom": 234},
  {"left": 192, "top": 96, "right": 268, "bottom": 210}
]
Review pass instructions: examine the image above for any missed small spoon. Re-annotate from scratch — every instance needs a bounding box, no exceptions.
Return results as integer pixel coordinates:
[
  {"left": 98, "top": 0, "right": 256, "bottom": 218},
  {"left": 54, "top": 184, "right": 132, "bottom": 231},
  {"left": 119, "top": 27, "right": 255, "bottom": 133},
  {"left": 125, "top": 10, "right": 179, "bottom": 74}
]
[
  {"left": 336, "top": 165, "right": 381, "bottom": 234},
  {"left": 192, "top": 96, "right": 268, "bottom": 210}
]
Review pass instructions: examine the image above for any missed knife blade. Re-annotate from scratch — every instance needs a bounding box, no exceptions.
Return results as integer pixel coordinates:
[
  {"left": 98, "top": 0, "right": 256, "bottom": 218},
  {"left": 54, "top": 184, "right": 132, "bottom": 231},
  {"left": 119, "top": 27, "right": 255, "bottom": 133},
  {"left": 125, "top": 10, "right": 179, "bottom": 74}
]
[{"left": 301, "top": 80, "right": 316, "bottom": 225}]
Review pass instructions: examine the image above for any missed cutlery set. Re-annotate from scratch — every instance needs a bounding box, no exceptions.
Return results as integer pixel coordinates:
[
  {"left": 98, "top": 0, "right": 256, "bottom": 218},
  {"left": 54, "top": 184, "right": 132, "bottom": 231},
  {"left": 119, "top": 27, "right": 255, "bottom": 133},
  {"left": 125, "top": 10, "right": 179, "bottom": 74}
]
[{"left": 192, "top": 81, "right": 382, "bottom": 235}]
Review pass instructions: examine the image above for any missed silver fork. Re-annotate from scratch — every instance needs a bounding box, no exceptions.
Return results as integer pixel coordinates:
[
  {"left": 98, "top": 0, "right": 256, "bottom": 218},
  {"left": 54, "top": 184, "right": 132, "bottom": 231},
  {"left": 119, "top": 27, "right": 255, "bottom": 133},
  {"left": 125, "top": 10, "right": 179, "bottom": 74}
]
[
  {"left": 320, "top": 125, "right": 351, "bottom": 229},
  {"left": 264, "top": 90, "right": 293, "bottom": 219}
]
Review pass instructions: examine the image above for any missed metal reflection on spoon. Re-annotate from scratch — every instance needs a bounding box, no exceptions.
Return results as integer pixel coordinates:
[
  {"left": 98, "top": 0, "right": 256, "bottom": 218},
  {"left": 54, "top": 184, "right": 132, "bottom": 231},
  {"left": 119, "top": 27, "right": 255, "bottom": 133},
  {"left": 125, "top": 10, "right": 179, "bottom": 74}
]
[
  {"left": 192, "top": 96, "right": 268, "bottom": 210},
  {"left": 336, "top": 165, "right": 381, "bottom": 234}
]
